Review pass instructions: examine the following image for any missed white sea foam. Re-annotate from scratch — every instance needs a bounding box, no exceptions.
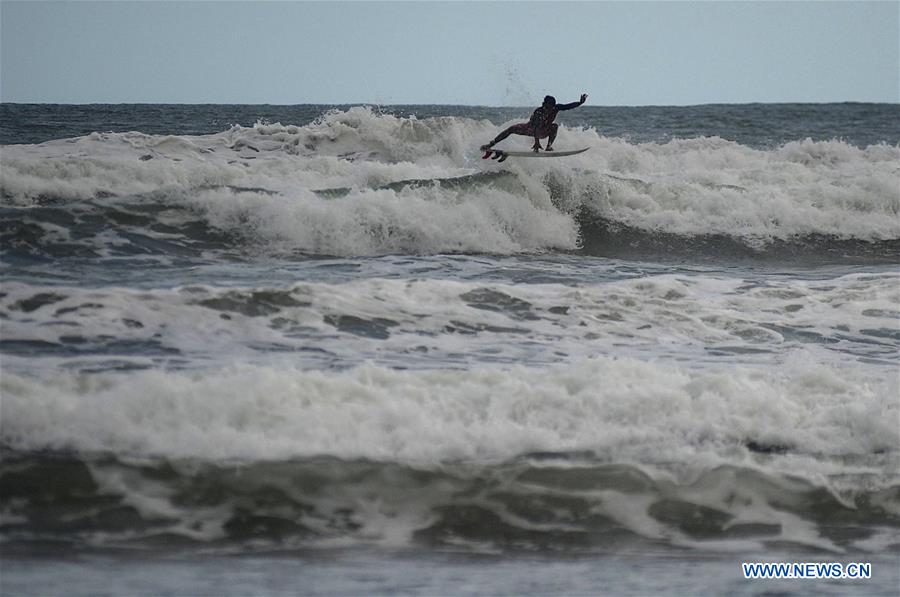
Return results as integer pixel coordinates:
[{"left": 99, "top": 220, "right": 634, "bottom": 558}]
[
  {"left": 2, "top": 270, "right": 896, "bottom": 374},
  {"left": 2, "top": 356, "right": 896, "bottom": 483},
  {"left": 2, "top": 107, "right": 897, "bottom": 257}
]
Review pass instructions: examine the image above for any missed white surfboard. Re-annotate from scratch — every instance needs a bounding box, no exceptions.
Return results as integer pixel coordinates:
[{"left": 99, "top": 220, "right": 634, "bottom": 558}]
[{"left": 482, "top": 147, "right": 588, "bottom": 162}]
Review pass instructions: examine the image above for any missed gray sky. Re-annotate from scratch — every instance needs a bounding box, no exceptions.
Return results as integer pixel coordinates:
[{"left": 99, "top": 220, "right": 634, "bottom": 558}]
[{"left": 2, "top": 1, "right": 898, "bottom": 105}]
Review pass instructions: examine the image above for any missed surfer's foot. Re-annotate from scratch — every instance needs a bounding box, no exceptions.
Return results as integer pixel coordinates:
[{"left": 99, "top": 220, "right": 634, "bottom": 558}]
[
  {"left": 532, "top": 145, "right": 542, "bottom": 152},
  {"left": 545, "top": 146, "right": 554, "bottom": 151},
  {"left": 480, "top": 144, "right": 494, "bottom": 151}
]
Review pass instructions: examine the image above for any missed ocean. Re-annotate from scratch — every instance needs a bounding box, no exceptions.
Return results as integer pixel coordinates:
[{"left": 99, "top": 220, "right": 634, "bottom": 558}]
[{"left": 1, "top": 102, "right": 898, "bottom": 595}]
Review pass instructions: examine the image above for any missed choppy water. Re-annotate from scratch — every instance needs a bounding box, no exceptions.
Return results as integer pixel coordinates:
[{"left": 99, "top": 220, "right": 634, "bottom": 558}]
[{"left": 1, "top": 102, "right": 898, "bottom": 595}]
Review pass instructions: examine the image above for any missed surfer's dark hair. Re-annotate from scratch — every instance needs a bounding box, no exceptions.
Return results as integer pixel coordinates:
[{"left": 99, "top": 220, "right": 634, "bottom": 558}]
[{"left": 544, "top": 95, "right": 556, "bottom": 106}]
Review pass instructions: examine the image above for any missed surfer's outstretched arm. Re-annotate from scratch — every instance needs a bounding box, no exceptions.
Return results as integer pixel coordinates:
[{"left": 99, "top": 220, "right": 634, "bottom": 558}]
[{"left": 558, "top": 93, "right": 588, "bottom": 111}]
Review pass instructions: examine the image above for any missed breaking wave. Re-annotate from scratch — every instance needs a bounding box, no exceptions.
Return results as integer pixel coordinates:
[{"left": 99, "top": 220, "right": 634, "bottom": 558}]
[
  {"left": 2, "top": 354, "right": 898, "bottom": 554},
  {"left": 2, "top": 107, "right": 898, "bottom": 262},
  {"left": 3, "top": 450, "right": 898, "bottom": 554}
]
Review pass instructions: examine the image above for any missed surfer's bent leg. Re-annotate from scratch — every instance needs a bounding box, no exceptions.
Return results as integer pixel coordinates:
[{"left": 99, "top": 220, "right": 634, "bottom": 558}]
[
  {"left": 545, "top": 123, "right": 559, "bottom": 150},
  {"left": 529, "top": 124, "right": 554, "bottom": 151},
  {"left": 483, "top": 123, "right": 534, "bottom": 149}
]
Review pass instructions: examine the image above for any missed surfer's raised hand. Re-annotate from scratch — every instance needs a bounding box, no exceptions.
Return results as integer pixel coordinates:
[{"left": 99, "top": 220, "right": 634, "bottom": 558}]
[{"left": 579, "top": 93, "right": 588, "bottom": 105}]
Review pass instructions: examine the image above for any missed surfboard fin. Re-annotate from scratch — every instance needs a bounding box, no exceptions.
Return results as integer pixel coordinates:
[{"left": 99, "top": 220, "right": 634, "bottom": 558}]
[{"left": 481, "top": 149, "right": 512, "bottom": 162}]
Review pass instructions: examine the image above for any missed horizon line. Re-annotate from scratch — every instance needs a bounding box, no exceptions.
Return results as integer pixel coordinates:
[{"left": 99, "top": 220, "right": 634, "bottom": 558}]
[{"left": 2, "top": 100, "right": 897, "bottom": 108}]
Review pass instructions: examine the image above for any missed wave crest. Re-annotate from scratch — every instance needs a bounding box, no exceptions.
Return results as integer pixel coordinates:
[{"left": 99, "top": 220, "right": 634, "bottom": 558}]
[{"left": 2, "top": 108, "right": 898, "bottom": 259}]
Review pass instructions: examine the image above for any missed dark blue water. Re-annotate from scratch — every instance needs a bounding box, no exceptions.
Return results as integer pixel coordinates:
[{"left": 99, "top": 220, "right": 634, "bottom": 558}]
[{"left": 3, "top": 102, "right": 898, "bottom": 147}]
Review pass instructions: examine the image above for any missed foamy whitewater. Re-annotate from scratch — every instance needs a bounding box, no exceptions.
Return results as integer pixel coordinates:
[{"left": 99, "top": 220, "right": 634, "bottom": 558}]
[{"left": 1, "top": 103, "right": 898, "bottom": 595}]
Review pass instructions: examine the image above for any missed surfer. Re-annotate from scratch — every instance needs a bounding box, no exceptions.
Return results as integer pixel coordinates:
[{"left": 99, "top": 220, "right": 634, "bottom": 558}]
[{"left": 481, "top": 93, "right": 588, "bottom": 153}]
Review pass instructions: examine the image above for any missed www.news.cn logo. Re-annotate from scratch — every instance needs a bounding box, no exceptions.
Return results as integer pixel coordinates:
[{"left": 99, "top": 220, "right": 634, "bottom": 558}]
[{"left": 742, "top": 562, "right": 872, "bottom": 580}]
